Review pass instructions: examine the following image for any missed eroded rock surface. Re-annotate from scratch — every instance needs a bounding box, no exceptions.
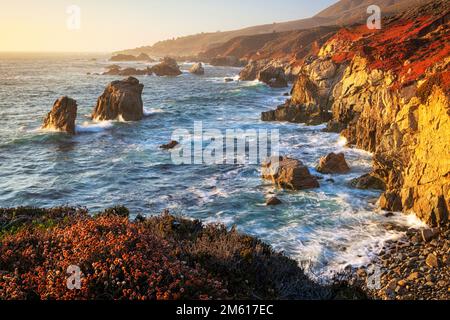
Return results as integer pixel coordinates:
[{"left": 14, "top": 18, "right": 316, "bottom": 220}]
[
  {"left": 316, "top": 153, "right": 350, "bottom": 174},
  {"left": 262, "top": 156, "right": 320, "bottom": 190},
  {"left": 92, "top": 77, "right": 144, "bottom": 121},
  {"left": 42, "top": 96, "right": 78, "bottom": 135}
]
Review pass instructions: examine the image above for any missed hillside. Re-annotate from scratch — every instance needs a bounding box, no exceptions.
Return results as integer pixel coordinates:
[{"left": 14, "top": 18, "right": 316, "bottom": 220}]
[{"left": 117, "top": 0, "right": 432, "bottom": 57}]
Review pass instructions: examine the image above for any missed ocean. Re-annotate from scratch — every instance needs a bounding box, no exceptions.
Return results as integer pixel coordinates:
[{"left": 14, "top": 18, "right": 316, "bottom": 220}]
[{"left": 0, "top": 53, "right": 425, "bottom": 279}]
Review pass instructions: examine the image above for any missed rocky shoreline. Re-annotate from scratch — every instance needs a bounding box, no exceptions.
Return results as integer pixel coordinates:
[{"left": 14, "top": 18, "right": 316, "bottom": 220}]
[{"left": 350, "top": 224, "right": 449, "bottom": 300}]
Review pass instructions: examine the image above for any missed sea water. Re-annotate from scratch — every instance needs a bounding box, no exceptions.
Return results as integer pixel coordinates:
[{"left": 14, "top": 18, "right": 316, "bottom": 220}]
[{"left": 0, "top": 53, "right": 425, "bottom": 279}]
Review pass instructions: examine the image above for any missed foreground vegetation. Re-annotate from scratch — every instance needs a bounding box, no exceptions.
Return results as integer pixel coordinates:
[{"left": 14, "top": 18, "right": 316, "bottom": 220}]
[{"left": 0, "top": 206, "right": 363, "bottom": 300}]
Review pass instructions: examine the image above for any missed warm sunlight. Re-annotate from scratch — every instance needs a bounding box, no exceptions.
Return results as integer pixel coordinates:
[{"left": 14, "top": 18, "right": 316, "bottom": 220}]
[
  {"left": 0, "top": 0, "right": 448, "bottom": 307},
  {"left": 0, "top": 0, "right": 335, "bottom": 52}
]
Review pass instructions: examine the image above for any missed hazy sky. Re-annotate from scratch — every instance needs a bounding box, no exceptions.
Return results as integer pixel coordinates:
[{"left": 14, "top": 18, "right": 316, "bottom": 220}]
[{"left": 0, "top": 0, "right": 337, "bottom": 52}]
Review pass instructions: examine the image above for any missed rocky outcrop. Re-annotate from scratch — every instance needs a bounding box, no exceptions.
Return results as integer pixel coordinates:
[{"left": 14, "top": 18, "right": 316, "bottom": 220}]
[
  {"left": 261, "top": 57, "right": 342, "bottom": 123},
  {"left": 262, "top": 101, "right": 330, "bottom": 125},
  {"left": 264, "top": 0, "right": 450, "bottom": 226},
  {"left": 110, "top": 53, "right": 154, "bottom": 62},
  {"left": 42, "top": 97, "right": 78, "bottom": 135},
  {"left": 92, "top": 77, "right": 144, "bottom": 121},
  {"left": 350, "top": 173, "right": 386, "bottom": 190},
  {"left": 151, "top": 57, "right": 182, "bottom": 76},
  {"left": 189, "top": 62, "right": 205, "bottom": 75},
  {"left": 239, "top": 60, "right": 288, "bottom": 87},
  {"left": 103, "top": 66, "right": 153, "bottom": 76},
  {"left": 262, "top": 156, "right": 320, "bottom": 190},
  {"left": 316, "top": 153, "right": 350, "bottom": 174}
]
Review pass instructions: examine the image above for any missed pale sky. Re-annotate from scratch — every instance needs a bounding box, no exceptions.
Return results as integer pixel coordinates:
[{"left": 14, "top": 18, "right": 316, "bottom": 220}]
[{"left": 0, "top": 0, "right": 337, "bottom": 52}]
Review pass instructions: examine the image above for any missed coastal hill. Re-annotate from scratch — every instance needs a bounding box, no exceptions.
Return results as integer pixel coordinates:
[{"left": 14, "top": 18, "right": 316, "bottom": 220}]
[{"left": 117, "top": 0, "right": 431, "bottom": 57}]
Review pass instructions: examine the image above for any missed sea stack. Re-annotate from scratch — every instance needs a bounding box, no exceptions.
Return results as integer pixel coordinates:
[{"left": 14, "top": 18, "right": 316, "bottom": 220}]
[
  {"left": 92, "top": 76, "right": 144, "bottom": 121},
  {"left": 151, "top": 57, "right": 182, "bottom": 76},
  {"left": 42, "top": 96, "right": 78, "bottom": 135},
  {"left": 189, "top": 62, "right": 205, "bottom": 75}
]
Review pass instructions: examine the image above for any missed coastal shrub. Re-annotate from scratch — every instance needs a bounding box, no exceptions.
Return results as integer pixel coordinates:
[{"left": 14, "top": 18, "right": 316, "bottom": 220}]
[
  {"left": 0, "top": 214, "right": 226, "bottom": 300},
  {"left": 0, "top": 207, "right": 350, "bottom": 300}
]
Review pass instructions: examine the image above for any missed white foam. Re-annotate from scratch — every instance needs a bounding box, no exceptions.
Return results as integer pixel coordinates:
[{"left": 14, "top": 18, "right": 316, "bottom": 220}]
[
  {"left": 143, "top": 108, "right": 165, "bottom": 116},
  {"left": 76, "top": 121, "right": 113, "bottom": 133}
]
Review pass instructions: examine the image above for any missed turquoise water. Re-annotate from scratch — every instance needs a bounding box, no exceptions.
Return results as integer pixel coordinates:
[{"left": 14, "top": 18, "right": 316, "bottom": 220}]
[{"left": 0, "top": 53, "right": 423, "bottom": 278}]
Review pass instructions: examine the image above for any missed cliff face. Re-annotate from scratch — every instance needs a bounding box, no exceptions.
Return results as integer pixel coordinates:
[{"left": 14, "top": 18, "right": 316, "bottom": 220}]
[{"left": 278, "top": 0, "right": 450, "bottom": 226}]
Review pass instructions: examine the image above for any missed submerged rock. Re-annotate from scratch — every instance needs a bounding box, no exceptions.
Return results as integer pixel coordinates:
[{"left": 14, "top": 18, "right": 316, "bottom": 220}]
[
  {"left": 316, "top": 153, "right": 350, "bottom": 174},
  {"left": 266, "top": 197, "right": 282, "bottom": 206},
  {"left": 189, "top": 62, "right": 205, "bottom": 75},
  {"left": 151, "top": 57, "right": 182, "bottom": 76},
  {"left": 160, "top": 140, "right": 179, "bottom": 150},
  {"left": 42, "top": 96, "right": 78, "bottom": 135},
  {"left": 92, "top": 77, "right": 144, "bottom": 121},
  {"left": 262, "top": 156, "right": 320, "bottom": 190}
]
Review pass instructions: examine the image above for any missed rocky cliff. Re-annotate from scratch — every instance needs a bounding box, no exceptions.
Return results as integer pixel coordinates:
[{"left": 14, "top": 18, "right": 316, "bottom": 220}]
[{"left": 266, "top": 0, "right": 450, "bottom": 226}]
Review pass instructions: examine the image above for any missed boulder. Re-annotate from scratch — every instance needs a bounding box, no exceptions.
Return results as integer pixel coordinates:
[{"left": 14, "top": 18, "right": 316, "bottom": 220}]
[
  {"left": 42, "top": 96, "right": 78, "bottom": 135},
  {"left": 151, "top": 57, "right": 182, "bottom": 76},
  {"left": 92, "top": 77, "right": 144, "bottom": 121},
  {"left": 262, "top": 156, "right": 320, "bottom": 190},
  {"left": 189, "top": 62, "right": 205, "bottom": 75},
  {"left": 350, "top": 173, "right": 386, "bottom": 190},
  {"left": 421, "top": 228, "right": 440, "bottom": 242},
  {"left": 316, "top": 153, "right": 350, "bottom": 174}
]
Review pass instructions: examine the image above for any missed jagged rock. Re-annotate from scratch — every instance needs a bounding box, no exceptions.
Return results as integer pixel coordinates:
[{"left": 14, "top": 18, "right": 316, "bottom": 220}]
[
  {"left": 42, "top": 97, "right": 78, "bottom": 135},
  {"left": 240, "top": 60, "right": 288, "bottom": 87},
  {"left": 92, "top": 77, "right": 144, "bottom": 121},
  {"left": 262, "top": 101, "right": 331, "bottom": 125},
  {"left": 189, "top": 62, "right": 205, "bottom": 75},
  {"left": 160, "top": 141, "right": 179, "bottom": 150},
  {"left": 151, "top": 57, "right": 182, "bottom": 76},
  {"left": 239, "top": 60, "right": 264, "bottom": 81},
  {"left": 350, "top": 173, "right": 386, "bottom": 190},
  {"left": 317, "top": 153, "right": 350, "bottom": 174},
  {"left": 258, "top": 64, "right": 288, "bottom": 88},
  {"left": 110, "top": 53, "right": 154, "bottom": 62},
  {"left": 266, "top": 197, "right": 282, "bottom": 206},
  {"left": 262, "top": 156, "right": 320, "bottom": 190},
  {"left": 283, "top": 2, "right": 450, "bottom": 226}
]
